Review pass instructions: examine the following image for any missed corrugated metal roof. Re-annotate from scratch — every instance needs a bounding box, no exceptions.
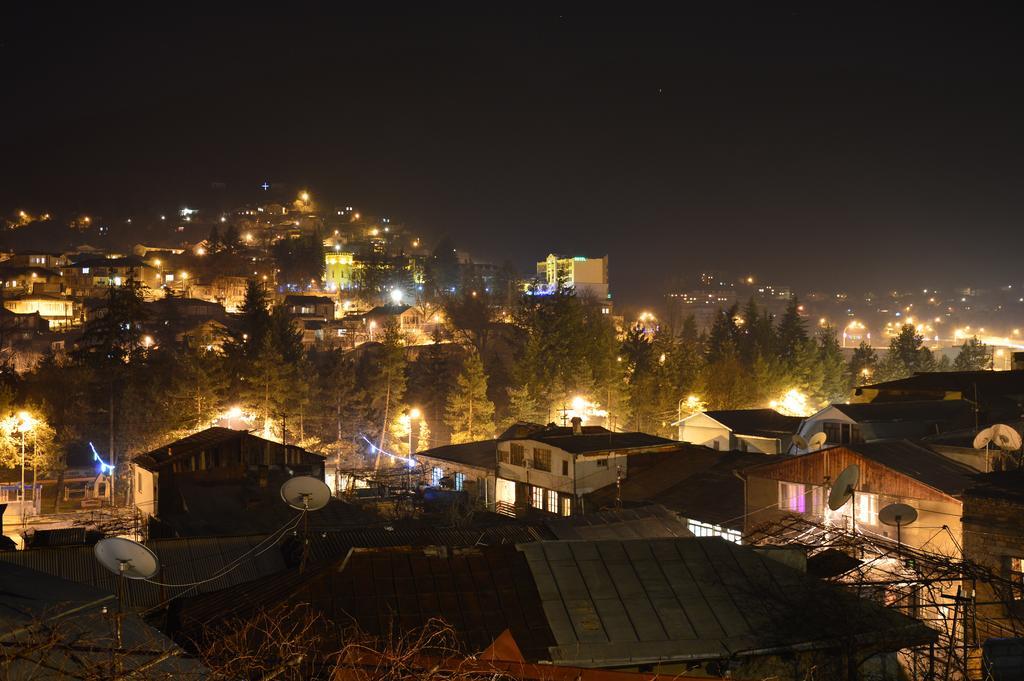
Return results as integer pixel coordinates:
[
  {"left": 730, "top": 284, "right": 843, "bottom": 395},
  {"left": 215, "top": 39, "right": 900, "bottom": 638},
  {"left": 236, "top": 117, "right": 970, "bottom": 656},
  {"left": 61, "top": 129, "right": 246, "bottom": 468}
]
[
  {"left": 843, "top": 440, "right": 979, "bottom": 496},
  {"left": 544, "top": 505, "right": 692, "bottom": 541},
  {"left": 519, "top": 537, "right": 935, "bottom": 666}
]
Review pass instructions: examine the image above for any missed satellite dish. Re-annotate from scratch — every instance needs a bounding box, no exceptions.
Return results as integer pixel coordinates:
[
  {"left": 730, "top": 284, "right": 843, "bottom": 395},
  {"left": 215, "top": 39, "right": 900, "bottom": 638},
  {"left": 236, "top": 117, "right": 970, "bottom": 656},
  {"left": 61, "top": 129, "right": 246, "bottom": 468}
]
[
  {"left": 280, "top": 476, "right": 331, "bottom": 511},
  {"left": 807, "top": 432, "right": 828, "bottom": 450},
  {"left": 828, "top": 464, "right": 860, "bottom": 511},
  {"left": 878, "top": 503, "right": 918, "bottom": 528},
  {"left": 94, "top": 537, "right": 159, "bottom": 580},
  {"left": 792, "top": 434, "right": 808, "bottom": 450},
  {"left": 991, "top": 424, "right": 1022, "bottom": 451},
  {"left": 973, "top": 427, "right": 994, "bottom": 450}
]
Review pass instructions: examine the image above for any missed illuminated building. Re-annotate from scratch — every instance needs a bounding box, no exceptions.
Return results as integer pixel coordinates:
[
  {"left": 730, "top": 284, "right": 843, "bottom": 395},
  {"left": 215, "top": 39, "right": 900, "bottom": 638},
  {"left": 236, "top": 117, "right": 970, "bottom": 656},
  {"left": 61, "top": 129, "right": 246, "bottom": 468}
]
[
  {"left": 324, "top": 251, "right": 356, "bottom": 290},
  {"left": 535, "top": 254, "right": 609, "bottom": 300}
]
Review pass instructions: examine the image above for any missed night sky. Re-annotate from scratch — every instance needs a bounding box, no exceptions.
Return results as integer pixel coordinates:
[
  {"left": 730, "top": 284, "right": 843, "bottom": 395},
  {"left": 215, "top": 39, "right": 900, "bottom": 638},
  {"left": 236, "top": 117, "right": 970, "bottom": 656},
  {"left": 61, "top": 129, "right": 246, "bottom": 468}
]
[{"left": 4, "top": 7, "right": 1024, "bottom": 305}]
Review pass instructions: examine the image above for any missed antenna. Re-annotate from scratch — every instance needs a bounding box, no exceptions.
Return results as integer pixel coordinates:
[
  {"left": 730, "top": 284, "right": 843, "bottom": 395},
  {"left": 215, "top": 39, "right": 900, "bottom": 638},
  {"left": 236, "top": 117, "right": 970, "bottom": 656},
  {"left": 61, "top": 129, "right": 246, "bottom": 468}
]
[
  {"left": 791, "top": 434, "right": 808, "bottom": 452},
  {"left": 878, "top": 503, "right": 918, "bottom": 559},
  {"left": 974, "top": 424, "right": 1022, "bottom": 471},
  {"left": 280, "top": 476, "right": 331, "bottom": 511},
  {"left": 828, "top": 464, "right": 860, "bottom": 533},
  {"left": 94, "top": 537, "right": 159, "bottom": 666},
  {"left": 807, "top": 432, "right": 827, "bottom": 451}
]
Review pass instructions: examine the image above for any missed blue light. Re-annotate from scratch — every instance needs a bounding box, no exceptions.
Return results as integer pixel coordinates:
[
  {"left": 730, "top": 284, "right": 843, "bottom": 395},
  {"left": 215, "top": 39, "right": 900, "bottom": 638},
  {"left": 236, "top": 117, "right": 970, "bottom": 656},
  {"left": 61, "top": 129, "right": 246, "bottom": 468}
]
[{"left": 89, "top": 442, "right": 114, "bottom": 475}]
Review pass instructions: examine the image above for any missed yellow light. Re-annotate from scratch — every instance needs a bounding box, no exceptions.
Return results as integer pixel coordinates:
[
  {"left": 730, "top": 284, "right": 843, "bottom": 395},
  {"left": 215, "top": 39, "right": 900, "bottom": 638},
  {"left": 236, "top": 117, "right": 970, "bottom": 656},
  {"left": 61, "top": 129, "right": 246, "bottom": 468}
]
[
  {"left": 746, "top": 276, "right": 754, "bottom": 284},
  {"left": 181, "top": 272, "right": 189, "bottom": 279},
  {"left": 354, "top": 212, "right": 360, "bottom": 219},
  {"left": 370, "top": 227, "right": 379, "bottom": 236},
  {"left": 227, "top": 406, "right": 243, "bottom": 419},
  {"left": 571, "top": 396, "right": 587, "bottom": 411},
  {"left": 409, "top": 407, "right": 421, "bottom": 419},
  {"left": 154, "top": 259, "right": 161, "bottom": 267},
  {"left": 17, "top": 411, "right": 35, "bottom": 431},
  {"left": 142, "top": 335, "right": 154, "bottom": 347},
  {"left": 196, "top": 246, "right": 206, "bottom": 256},
  {"left": 299, "top": 191, "right": 310, "bottom": 202},
  {"left": 244, "top": 233, "right": 253, "bottom": 242}
]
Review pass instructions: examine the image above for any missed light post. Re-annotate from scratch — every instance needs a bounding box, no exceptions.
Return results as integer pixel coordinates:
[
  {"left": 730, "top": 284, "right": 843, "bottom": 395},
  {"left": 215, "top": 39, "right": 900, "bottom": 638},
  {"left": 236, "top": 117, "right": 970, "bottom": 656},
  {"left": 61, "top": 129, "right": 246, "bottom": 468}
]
[{"left": 16, "top": 412, "right": 35, "bottom": 526}]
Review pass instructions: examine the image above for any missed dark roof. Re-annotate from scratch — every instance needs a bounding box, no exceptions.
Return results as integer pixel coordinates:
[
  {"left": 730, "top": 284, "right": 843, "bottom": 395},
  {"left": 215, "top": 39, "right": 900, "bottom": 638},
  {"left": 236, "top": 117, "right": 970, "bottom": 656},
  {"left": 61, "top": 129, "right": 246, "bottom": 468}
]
[
  {"left": 0, "top": 562, "right": 206, "bottom": 677},
  {"left": 544, "top": 505, "right": 692, "bottom": 540},
  {"left": 586, "top": 447, "right": 765, "bottom": 530},
  {"left": 832, "top": 399, "right": 973, "bottom": 423},
  {"left": 518, "top": 426, "right": 676, "bottom": 455},
  {"left": 806, "top": 548, "right": 863, "bottom": 579},
  {"left": 858, "top": 370, "right": 1024, "bottom": 397},
  {"left": 134, "top": 426, "right": 315, "bottom": 471},
  {"left": 283, "top": 294, "right": 335, "bottom": 306},
  {"left": 522, "top": 538, "right": 934, "bottom": 666},
  {"left": 692, "top": 409, "right": 802, "bottom": 437},
  {"left": 963, "top": 470, "right": 1024, "bottom": 504},
  {"left": 416, "top": 440, "right": 498, "bottom": 469},
  {"left": 71, "top": 256, "right": 147, "bottom": 268},
  {"left": 0, "top": 534, "right": 289, "bottom": 610},
  {"left": 842, "top": 440, "right": 978, "bottom": 496},
  {"left": 171, "top": 545, "right": 558, "bottom": 662}
]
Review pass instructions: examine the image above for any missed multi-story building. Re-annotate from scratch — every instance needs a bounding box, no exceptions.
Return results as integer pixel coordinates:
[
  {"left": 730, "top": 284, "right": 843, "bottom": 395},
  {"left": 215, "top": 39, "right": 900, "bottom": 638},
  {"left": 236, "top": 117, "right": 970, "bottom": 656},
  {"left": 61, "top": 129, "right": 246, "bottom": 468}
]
[
  {"left": 324, "top": 250, "right": 356, "bottom": 291},
  {"left": 535, "top": 254, "right": 609, "bottom": 300}
]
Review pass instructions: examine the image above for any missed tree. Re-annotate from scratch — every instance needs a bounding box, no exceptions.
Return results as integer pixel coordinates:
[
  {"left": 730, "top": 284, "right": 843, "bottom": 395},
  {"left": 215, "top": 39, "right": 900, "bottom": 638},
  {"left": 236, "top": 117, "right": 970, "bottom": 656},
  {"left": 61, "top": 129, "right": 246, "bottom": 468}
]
[
  {"left": 816, "top": 326, "right": 849, "bottom": 405},
  {"left": 849, "top": 341, "right": 879, "bottom": 386},
  {"left": 776, "top": 297, "right": 808, "bottom": 369},
  {"left": 953, "top": 336, "right": 990, "bottom": 371},
  {"left": 444, "top": 348, "right": 495, "bottom": 443},
  {"left": 222, "top": 223, "right": 241, "bottom": 254},
  {"left": 365, "top": 319, "right": 407, "bottom": 467},
  {"left": 878, "top": 324, "right": 935, "bottom": 381},
  {"left": 702, "top": 348, "right": 749, "bottom": 410}
]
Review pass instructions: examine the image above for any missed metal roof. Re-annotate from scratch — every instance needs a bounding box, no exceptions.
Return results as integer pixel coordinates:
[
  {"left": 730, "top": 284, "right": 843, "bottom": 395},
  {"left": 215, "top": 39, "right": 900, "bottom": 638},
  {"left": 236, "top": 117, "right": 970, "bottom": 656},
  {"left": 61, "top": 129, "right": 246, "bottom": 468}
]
[
  {"left": 831, "top": 399, "right": 973, "bottom": 423},
  {"left": 843, "top": 440, "right": 979, "bottom": 496},
  {"left": 415, "top": 439, "right": 499, "bottom": 470},
  {"left": 520, "top": 537, "right": 934, "bottom": 666},
  {"left": 544, "top": 505, "right": 692, "bottom": 541},
  {"left": 519, "top": 428, "right": 676, "bottom": 456},
  {"left": 680, "top": 409, "right": 802, "bottom": 436}
]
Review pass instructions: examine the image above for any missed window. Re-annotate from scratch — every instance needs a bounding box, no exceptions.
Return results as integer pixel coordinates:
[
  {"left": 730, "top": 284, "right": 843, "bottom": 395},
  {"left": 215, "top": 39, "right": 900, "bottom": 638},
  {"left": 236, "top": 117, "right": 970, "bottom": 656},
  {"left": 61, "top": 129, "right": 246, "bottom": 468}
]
[
  {"left": 687, "top": 519, "right": 742, "bottom": 544},
  {"left": 498, "top": 448, "right": 509, "bottom": 463},
  {"left": 561, "top": 460, "right": 569, "bottom": 476},
  {"left": 509, "top": 443, "right": 525, "bottom": 466},
  {"left": 823, "top": 422, "right": 864, "bottom": 445},
  {"left": 547, "top": 489, "right": 558, "bottom": 512},
  {"left": 431, "top": 467, "right": 443, "bottom": 486},
  {"left": 596, "top": 458, "right": 609, "bottom": 468},
  {"left": 81, "top": 267, "right": 90, "bottom": 274},
  {"left": 856, "top": 492, "right": 878, "bottom": 525},
  {"left": 533, "top": 448, "right": 551, "bottom": 472},
  {"left": 778, "top": 482, "right": 823, "bottom": 515},
  {"left": 531, "top": 486, "right": 544, "bottom": 509},
  {"left": 1009, "top": 557, "right": 1024, "bottom": 600},
  {"left": 454, "top": 472, "right": 465, "bottom": 491},
  {"left": 560, "top": 496, "right": 573, "bottom": 516}
]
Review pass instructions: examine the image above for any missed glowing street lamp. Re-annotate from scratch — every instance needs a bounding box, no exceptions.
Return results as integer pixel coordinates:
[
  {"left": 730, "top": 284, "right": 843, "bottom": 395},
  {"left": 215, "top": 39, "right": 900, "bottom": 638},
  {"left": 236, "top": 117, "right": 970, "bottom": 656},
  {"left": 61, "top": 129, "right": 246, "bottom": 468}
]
[
  {"left": 390, "top": 288, "right": 404, "bottom": 305},
  {"left": 16, "top": 411, "right": 35, "bottom": 525}
]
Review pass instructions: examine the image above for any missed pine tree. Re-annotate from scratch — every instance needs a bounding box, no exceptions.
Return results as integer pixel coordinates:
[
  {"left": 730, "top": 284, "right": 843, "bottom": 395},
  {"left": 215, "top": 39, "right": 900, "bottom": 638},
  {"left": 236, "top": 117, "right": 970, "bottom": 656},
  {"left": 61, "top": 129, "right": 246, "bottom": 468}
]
[
  {"left": 366, "top": 319, "right": 407, "bottom": 466},
  {"left": 776, "top": 297, "right": 808, "bottom": 369},
  {"left": 849, "top": 340, "right": 879, "bottom": 385},
  {"left": 445, "top": 348, "right": 495, "bottom": 443},
  {"left": 816, "top": 326, "right": 849, "bottom": 405},
  {"left": 953, "top": 336, "right": 990, "bottom": 371},
  {"left": 878, "top": 324, "right": 935, "bottom": 381}
]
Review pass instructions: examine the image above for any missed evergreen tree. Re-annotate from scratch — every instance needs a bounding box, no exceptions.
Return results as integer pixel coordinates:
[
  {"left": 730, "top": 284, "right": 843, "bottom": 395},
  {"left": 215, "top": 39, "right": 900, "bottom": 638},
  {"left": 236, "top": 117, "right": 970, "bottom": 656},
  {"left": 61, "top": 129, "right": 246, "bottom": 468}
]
[
  {"left": 207, "top": 225, "right": 222, "bottom": 252},
  {"left": 702, "top": 347, "right": 749, "bottom": 410},
  {"left": 776, "top": 297, "right": 808, "bottom": 368},
  {"left": 505, "top": 385, "right": 545, "bottom": 426},
  {"left": 849, "top": 340, "right": 879, "bottom": 386},
  {"left": 444, "top": 348, "right": 496, "bottom": 443},
  {"left": 953, "top": 336, "right": 990, "bottom": 371},
  {"left": 365, "top": 318, "right": 407, "bottom": 466},
  {"left": 878, "top": 324, "right": 935, "bottom": 380},
  {"left": 706, "top": 305, "right": 741, "bottom": 364},
  {"left": 816, "top": 326, "right": 849, "bottom": 405},
  {"left": 222, "top": 224, "right": 241, "bottom": 254}
]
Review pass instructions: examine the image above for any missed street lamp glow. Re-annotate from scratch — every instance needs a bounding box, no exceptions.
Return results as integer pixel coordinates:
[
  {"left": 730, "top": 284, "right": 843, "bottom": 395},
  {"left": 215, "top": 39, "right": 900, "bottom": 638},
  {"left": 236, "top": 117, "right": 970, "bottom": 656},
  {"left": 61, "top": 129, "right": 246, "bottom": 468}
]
[
  {"left": 17, "top": 411, "right": 35, "bottom": 432},
  {"left": 390, "top": 288, "right": 404, "bottom": 304},
  {"left": 299, "top": 191, "right": 310, "bottom": 202},
  {"left": 409, "top": 407, "right": 421, "bottom": 419}
]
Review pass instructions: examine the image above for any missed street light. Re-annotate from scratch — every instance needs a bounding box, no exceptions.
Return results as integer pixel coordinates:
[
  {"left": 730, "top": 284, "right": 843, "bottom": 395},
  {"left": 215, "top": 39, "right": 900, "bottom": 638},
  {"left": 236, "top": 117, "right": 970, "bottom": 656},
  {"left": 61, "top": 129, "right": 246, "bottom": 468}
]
[{"left": 407, "top": 408, "right": 422, "bottom": 489}]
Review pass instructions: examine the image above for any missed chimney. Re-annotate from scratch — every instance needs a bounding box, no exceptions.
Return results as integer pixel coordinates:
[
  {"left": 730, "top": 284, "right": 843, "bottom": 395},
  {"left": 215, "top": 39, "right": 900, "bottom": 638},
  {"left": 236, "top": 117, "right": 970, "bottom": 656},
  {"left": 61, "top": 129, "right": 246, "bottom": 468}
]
[{"left": 571, "top": 416, "right": 583, "bottom": 435}]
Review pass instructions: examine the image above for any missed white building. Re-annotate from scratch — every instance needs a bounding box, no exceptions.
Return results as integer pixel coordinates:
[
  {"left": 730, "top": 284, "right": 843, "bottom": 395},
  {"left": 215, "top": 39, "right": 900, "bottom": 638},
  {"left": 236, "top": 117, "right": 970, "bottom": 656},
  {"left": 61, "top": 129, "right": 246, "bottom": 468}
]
[
  {"left": 674, "top": 409, "right": 802, "bottom": 454},
  {"left": 535, "top": 254, "right": 609, "bottom": 300}
]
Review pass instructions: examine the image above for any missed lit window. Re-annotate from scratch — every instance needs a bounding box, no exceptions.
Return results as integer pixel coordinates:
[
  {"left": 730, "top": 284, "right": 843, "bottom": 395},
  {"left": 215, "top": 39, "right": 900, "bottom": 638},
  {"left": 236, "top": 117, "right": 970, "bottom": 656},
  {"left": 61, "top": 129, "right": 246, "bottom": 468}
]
[
  {"left": 81, "top": 267, "right": 90, "bottom": 274},
  {"left": 531, "top": 486, "right": 544, "bottom": 509},
  {"left": 560, "top": 496, "right": 572, "bottom": 516},
  {"left": 431, "top": 467, "right": 443, "bottom": 486},
  {"left": 778, "top": 482, "right": 822, "bottom": 515},
  {"left": 454, "top": 472, "right": 465, "bottom": 491},
  {"left": 687, "top": 519, "right": 742, "bottom": 544},
  {"left": 547, "top": 489, "right": 558, "bottom": 512}
]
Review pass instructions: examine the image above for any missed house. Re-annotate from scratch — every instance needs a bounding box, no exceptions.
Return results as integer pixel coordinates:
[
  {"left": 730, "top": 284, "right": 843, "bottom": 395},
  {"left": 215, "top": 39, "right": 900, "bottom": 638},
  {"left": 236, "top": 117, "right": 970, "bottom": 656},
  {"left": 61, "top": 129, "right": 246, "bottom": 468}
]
[
  {"left": 3, "top": 251, "right": 68, "bottom": 270},
  {"left": 795, "top": 399, "right": 974, "bottom": 451},
  {"left": 495, "top": 423, "right": 677, "bottom": 517},
  {"left": 171, "top": 539, "right": 933, "bottom": 679},
  {"left": 673, "top": 408, "right": 802, "bottom": 453},
  {"left": 132, "top": 427, "right": 342, "bottom": 537},
  {"left": 415, "top": 439, "right": 499, "bottom": 506},
  {"left": 283, "top": 293, "right": 336, "bottom": 320},
  {"left": 740, "top": 440, "right": 977, "bottom": 557},
  {"left": 853, "top": 369, "right": 1024, "bottom": 417},
  {"left": 961, "top": 471, "right": 1024, "bottom": 643},
  {"left": 586, "top": 447, "right": 766, "bottom": 543},
  {"left": 0, "top": 265, "right": 64, "bottom": 294},
  {"left": 61, "top": 256, "right": 158, "bottom": 296},
  {"left": 2, "top": 293, "right": 77, "bottom": 328}
]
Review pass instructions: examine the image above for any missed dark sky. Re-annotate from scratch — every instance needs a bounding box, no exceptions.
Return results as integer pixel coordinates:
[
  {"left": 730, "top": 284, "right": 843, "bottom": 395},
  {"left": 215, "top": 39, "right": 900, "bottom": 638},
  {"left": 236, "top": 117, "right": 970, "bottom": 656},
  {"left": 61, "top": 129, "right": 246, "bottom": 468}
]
[{"left": 3, "top": 7, "right": 1024, "bottom": 305}]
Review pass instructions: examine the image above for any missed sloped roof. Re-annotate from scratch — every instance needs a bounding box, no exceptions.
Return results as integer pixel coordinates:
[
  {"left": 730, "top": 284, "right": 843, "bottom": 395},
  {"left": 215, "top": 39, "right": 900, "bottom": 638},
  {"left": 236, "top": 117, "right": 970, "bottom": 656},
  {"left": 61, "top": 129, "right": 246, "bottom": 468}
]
[
  {"left": 857, "top": 370, "right": 1024, "bottom": 397},
  {"left": 283, "top": 294, "right": 335, "bottom": 306},
  {"left": 416, "top": 439, "right": 498, "bottom": 469},
  {"left": 843, "top": 441, "right": 979, "bottom": 496},
  {"left": 521, "top": 537, "right": 934, "bottom": 667},
  {"left": 134, "top": 427, "right": 317, "bottom": 471},
  {"left": 172, "top": 545, "right": 558, "bottom": 661},
  {"left": 544, "top": 505, "right": 692, "bottom": 541},
  {"left": 586, "top": 447, "right": 765, "bottom": 530},
  {"left": 831, "top": 399, "right": 973, "bottom": 423},
  {"left": 963, "top": 470, "right": 1024, "bottom": 504},
  {"left": 519, "top": 427, "right": 676, "bottom": 455},
  {"left": 686, "top": 409, "right": 802, "bottom": 437}
]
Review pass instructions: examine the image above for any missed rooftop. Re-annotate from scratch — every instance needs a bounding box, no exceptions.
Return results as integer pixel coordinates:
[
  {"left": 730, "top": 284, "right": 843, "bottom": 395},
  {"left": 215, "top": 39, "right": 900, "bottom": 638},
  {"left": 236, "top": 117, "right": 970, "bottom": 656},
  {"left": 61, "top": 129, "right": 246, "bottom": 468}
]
[
  {"left": 516, "top": 426, "right": 676, "bottom": 456},
  {"left": 830, "top": 399, "right": 974, "bottom": 423},
  {"left": 416, "top": 439, "right": 498, "bottom": 470},
  {"left": 963, "top": 470, "right": 1024, "bottom": 504},
  {"left": 843, "top": 440, "right": 979, "bottom": 495},
  {"left": 544, "top": 505, "right": 692, "bottom": 541},
  {"left": 680, "top": 408, "right": 802, "bottom": 437}
]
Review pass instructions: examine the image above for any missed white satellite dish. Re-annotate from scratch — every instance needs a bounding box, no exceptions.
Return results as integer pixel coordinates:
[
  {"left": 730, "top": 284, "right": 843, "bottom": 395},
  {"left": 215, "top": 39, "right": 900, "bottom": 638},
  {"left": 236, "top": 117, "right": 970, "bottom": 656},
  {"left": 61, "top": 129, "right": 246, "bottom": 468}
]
[
  {"left": 879, "top": 503, "right": 918, "bottom": 558},
  {"left": 792, "top": 434, "right": 808, "bottom": 451},
  {"left": 828, "top": 464, "right": 860, "bottom": 512},
  {"left": 807, "top": 432, "right": 828, "bottom": 450},
  {"left": 94, "top": 537, "right": 159, "bottom": 580},
  {"left": 280, "top": 476, "right": 331, "bottom": 511},
  {"left": 991, "top": 424, "right": 1022, "bottom": 451},
  {"left": 973, "top": 427, "right": 994, "bottom": 450}
]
